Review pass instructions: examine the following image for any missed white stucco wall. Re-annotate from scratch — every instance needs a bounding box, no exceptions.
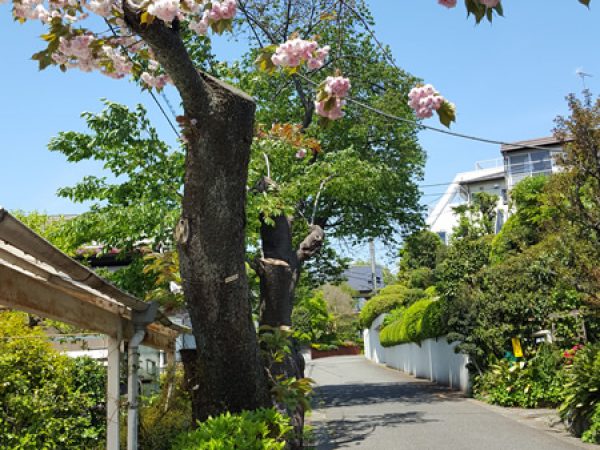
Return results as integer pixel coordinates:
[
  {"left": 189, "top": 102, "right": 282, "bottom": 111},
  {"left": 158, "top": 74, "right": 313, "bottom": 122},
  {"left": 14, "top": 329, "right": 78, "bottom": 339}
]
[{"left": 363, "top": 314, "right": 471, "bottom": 393}]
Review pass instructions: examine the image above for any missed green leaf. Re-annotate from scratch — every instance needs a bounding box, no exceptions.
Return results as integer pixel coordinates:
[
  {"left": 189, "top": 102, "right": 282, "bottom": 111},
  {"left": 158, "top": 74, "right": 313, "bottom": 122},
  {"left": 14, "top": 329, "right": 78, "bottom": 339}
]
[
  {"left": 436, "top": 100, "right": 456, "bottom": 128},
  {"left": 254, "top": 45, "right": 277, "bottom": 75}
]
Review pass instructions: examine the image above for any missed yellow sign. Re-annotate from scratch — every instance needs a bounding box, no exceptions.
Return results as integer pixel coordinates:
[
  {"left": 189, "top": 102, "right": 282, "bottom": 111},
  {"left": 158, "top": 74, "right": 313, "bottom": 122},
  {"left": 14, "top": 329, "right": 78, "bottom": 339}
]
[{"left": 512, "top": 337, "right": 523, "bottom": 358}]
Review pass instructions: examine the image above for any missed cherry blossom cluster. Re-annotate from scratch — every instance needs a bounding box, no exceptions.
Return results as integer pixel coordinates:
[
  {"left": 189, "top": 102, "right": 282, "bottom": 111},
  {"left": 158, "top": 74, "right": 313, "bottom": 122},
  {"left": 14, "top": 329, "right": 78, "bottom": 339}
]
[
  {"left": 271, "top": 38, "right": 330, "bottom": 70},
  {"left": 315, "top": 76, "right": 351, "bottom": 121},
  {"left": 13, "top": 0, "right": 88, "bottom": 23},
  {"left": 188, "top": 0, "right": 236, "bottom": 35},
  {"left": 438, "top": 0, "right": 500, "bottom": 8},
  {"left": 407, "top": 84, "right": 445, "bottom": 119},
  {"left": 7, "top": 0, "right": 238, "bottom": 89}
]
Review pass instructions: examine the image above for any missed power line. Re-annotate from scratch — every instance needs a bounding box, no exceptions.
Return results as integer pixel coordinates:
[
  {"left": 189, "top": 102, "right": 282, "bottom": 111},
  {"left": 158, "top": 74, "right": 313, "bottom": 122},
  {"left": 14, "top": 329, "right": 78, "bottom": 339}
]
[
  {"left": 301, "top": 5, "right": 560, "bottom": 153},
  {"left": 104, "top": 19, "right": 180, "bottom": 138},
  {"left": 297, "top": 73, "right": 558, "bottom": 152},
  {"left": 341, "top": 0, "right": 400, "bottom": 71}
]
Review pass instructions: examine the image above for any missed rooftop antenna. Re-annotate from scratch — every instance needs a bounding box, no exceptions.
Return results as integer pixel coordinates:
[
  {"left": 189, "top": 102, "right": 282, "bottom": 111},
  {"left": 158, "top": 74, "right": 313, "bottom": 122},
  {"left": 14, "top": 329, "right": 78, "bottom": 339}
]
[{"left": 576, "top": 68, "right": 593, "bottom": 90}]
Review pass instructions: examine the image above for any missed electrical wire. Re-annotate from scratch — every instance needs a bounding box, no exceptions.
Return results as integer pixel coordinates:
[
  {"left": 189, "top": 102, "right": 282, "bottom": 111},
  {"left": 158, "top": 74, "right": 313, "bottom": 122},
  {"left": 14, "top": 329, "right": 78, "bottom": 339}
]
[
  {"left": 104, "top": 19, "right": 180, "bottom": 138},
  {"left": 298, "top": 72, "right": 557, "bottom": 151}
]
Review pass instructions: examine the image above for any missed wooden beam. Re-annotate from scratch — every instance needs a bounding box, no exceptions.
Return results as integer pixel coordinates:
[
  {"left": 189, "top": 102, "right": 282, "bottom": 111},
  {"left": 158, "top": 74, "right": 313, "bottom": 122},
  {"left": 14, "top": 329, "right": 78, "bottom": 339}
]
[{"left": 0, "top": 262, "right": 122, "bottom": 337}]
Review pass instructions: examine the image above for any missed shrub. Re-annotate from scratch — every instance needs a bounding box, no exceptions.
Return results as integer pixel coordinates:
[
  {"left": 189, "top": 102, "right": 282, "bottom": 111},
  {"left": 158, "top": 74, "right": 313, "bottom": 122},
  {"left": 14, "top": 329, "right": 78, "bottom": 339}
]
[
  {"left": 408, "top": 267, "right": 435, "bottom": 289},
  {"left": 377, "top": 284, "right": 409, "bottom": 296},
  {"left": 560, "top": 343, "right": 600, "bottom": 439},
  {"left": 420, "top": 299, "right": 446, "bottom": 339},
  {"left": 403, "top": 299, "right": 432, "bottom": 342},
  {"left": 359, "top": 285, "right": 426, "bottom": 328},
  {"left": 473, "top": 345, "right": 566, "bottom": 408},
  {"left": 136, "top": 367, "right": 193, "bottom": 450},
  {"left": 583, "top": 405, "right": 600, "bottom": 444},
  {"left": 292, "top": 291, "right": 336, "bottom": 345},
  {"left": 379, "top": 317, "right": 408, "bottom": 347},
  {"left": 382, "top": 307, "right": 406, "bottom": 328},
  {"left": 0, "top": 311, "right": 106, "bottom": 449},
  {"left": 172, "top": 408, "right": 292, "bottom": 450},
  {"left": 379, "top": 299, "right": 445, "bottom": 347}
]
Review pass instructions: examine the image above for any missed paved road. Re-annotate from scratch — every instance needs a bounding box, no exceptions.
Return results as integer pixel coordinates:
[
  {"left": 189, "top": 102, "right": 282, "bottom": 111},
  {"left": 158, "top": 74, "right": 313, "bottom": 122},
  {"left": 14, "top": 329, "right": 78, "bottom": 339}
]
[{"left": 307, "top": 356, "right": 592, "bottom": 450}]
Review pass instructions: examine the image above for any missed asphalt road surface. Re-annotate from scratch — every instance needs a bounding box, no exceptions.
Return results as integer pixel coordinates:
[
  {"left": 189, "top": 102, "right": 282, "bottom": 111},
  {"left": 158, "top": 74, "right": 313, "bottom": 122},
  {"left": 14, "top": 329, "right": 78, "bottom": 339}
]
[{"left": 307, "top": 355, "right": 593, "bottom": 450}]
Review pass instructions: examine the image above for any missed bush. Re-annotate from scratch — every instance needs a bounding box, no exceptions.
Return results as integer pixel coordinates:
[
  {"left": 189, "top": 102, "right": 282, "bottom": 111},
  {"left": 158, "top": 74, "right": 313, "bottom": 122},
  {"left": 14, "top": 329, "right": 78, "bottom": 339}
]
[
  {"left": 0, "top": 311, "right": 106, "bottom": 449},
  {"left": 382, "top": 307, "right": 405, "bottom": 328},
  {"left": 420, "top": 299, "right": 446, "bottom": 339},
  {"left": 172, "top": 408, "right": 292, "bottom": 450},
  {"left": 408, "top": 267, "right": 435, "bottom": 289},
  {"left": 379, "top": 299, "right": 445, "bottom": 347},
  {"left": 560, "top": 343, "right": 600, "bottom": 439},
  {"left": 292, "top": 291, "right": 336, "bottom": 345},
  {"left": 473, "top": 345, "right": 566, "bottom": 408},
  {"left": 583, "top": 405, "right": 600, "bottom": 444},
  {"left": 359, "top": 285, "right": 426, "bottom": 328},
  {"left": 136, "top": 367, "right": 193, "bottom": 450}
]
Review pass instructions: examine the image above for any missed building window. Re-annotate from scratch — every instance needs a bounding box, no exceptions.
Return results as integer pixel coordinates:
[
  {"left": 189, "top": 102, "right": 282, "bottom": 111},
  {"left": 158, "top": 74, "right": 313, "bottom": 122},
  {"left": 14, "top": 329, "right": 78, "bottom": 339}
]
[
  {"left": 530, "top": 150, "right": 552, "bottom": 174},
  {"left": 508, "top": 150, "right": 553, "bottom": 187},
  {"left": 146, "top": 360, "right": 157, "bottom": 376}
]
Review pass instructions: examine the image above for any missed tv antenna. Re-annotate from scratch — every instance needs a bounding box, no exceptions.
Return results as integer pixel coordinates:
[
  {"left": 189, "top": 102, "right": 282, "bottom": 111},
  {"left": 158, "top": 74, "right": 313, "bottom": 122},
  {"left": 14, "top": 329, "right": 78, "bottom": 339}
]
[{"left": 576, "top": 68, "right": 593, "bottom": 90}]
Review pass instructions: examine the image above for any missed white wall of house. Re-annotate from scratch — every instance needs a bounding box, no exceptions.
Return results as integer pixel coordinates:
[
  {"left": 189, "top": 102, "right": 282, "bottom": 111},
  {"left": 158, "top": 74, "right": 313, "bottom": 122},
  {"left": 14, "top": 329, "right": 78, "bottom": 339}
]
[
  {"left": 426, "top": 165, "right": 507, "bottom": 243},
  {"left": 364, "top": 314, "right": 471, "bottom": 393}
]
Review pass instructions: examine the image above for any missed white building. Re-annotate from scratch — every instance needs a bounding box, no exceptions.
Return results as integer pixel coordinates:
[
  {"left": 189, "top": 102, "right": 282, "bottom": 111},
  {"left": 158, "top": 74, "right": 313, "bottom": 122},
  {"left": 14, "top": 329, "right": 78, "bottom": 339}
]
[
  {"left": 427, "top": 136, "right": 565, "bottom": 242},
  {"left": 501, "top": 136, "right": 564, "bottom": 191}
]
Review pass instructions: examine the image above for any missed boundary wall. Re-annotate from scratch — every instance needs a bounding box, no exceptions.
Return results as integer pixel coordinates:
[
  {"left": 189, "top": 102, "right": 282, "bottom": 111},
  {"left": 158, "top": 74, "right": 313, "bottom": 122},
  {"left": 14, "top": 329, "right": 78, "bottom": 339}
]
[{"left": 363, "top": 314, "right": 470, "bottom": 393}]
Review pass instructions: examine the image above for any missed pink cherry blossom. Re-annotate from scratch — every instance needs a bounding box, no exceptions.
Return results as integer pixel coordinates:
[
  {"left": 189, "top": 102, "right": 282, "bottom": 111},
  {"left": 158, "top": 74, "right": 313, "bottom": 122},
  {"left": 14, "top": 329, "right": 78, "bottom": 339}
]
[
  {"left": 271, "top": 38, "right": 329, "bottom": 70},
  {"left": 438, "top": 0, "right": 457, "bottom": 8},
  {"left": 147, "top": 0, "right": 180, "bottom": 23},
  {"left": 408, "top": 84, "right": 447, "bottom": 119},
  {"left": 206, "top": 0, "right": 236, "bottom": 21},
  {"left": 315, "top": 75, "right": 350, "bottom": 120},
  {"left": 86, "top": 0, "right": 112, "bottom": 17},
  {"left": 141, "top": 72, "right": 171, "bottom": 90},
  {"left": 324, "top": 76, "right": 351, "bottom": 97}
]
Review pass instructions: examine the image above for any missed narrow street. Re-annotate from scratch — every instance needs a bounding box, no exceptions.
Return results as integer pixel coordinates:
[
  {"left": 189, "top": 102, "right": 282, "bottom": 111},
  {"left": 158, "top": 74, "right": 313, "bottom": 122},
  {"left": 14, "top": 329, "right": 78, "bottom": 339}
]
[{"left": 307, "top": 356, "right": 592, "bottom": 450}]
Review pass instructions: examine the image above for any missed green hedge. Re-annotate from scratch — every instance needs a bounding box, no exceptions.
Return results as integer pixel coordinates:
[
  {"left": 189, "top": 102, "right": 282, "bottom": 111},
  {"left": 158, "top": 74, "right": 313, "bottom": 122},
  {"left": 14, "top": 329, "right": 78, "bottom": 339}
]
[
  {"left": 379, "top": 299, "right": 446, "bottom": 347},
  {"left": 359, "top": 285, "right": 426, "bottom": 328}
]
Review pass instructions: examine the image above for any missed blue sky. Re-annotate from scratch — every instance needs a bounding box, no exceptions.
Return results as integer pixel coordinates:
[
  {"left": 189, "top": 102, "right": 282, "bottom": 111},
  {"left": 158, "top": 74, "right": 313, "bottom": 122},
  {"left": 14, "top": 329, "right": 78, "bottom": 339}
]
[{"left": 0, "top": 1, "right": 598, "bottom": 220}]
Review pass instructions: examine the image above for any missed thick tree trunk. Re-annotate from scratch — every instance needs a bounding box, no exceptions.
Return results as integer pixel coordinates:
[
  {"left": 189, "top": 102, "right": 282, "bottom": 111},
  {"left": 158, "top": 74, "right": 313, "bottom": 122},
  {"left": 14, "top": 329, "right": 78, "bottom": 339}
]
[
  {"left": 256, "top": 201, "right": 324, "bottom": 448},
  {"left": 177, "top": 73, "right": 271, "bottom": 421},
  {"left": 126, "top": 14, "right": 269, "bottom": 421}
]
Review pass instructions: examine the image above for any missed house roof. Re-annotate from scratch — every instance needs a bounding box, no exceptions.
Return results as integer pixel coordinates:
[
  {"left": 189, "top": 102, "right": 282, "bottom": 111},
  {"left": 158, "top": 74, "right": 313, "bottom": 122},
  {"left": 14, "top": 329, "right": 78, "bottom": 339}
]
[
  {"left": 501, "top": 136, "right": 569, "bottom": 153},
  {"left": 343, "top": 265, "right": 384, "bottom": 294}
]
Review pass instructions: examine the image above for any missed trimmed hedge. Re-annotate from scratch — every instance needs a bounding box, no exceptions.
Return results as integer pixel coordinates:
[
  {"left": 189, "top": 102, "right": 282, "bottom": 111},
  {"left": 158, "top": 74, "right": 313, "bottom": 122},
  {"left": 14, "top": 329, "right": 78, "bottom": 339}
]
[
  {"left": 379, "top": 299, "right": 446, "bottom": 347},
  {"left": 359, "top": 286, "right": 426, "bottom": 328}
]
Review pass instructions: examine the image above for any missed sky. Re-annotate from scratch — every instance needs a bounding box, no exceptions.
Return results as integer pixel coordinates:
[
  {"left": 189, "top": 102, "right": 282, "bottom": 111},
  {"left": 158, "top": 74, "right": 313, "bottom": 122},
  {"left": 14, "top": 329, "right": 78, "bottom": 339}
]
[{"left": 0, "top": 1, "right": 599, "bottom": 262}]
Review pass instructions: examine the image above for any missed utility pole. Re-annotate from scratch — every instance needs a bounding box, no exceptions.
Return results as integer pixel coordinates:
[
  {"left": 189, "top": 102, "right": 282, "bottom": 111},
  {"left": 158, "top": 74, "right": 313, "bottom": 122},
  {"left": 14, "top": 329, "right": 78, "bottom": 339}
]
[{"left": 369, "top": 240, "right": 378, "bottom": 294}]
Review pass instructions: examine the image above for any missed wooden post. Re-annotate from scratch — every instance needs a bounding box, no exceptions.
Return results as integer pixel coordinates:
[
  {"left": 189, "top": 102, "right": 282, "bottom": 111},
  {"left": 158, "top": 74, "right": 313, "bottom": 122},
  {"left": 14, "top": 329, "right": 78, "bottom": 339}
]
[{"left": 107, "top": 328, "right": 121, "bottom": 450}]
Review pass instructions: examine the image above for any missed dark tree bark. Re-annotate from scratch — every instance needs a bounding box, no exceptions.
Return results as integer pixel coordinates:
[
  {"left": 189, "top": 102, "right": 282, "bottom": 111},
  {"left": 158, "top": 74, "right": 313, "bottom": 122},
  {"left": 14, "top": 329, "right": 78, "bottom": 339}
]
[
  {"left": 125, "top": 12, "right": 269, "bottom": 421},
  {"left": 254, "top": 177, "right": 325, "bottom": 448}
]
